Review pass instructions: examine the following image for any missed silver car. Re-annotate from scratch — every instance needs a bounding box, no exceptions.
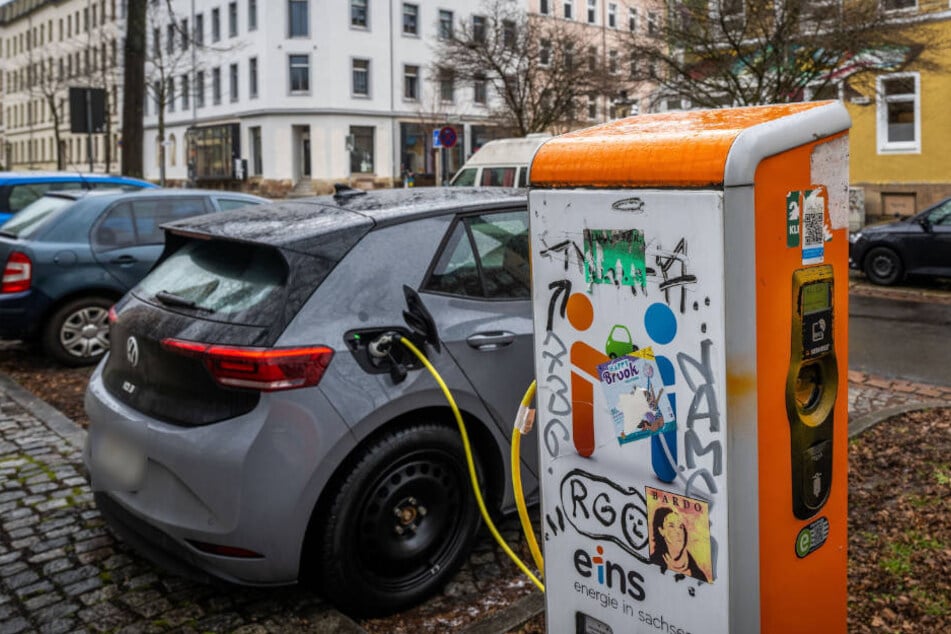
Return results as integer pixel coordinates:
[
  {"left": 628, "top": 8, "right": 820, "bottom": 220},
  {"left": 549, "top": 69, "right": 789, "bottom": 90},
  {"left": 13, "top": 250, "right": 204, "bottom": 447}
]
[{"left": 84, "top": 187, "right": 536, "bottom": 616}]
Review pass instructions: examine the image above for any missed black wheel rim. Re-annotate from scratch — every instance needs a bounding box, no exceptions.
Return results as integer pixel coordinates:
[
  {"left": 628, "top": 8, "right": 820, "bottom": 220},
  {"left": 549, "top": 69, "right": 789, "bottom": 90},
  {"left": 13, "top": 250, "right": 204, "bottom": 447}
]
[
  {"left": 351, "top": 447, "right": 471, "bottom": 593},
  {"left": 871, "top": 254, "right": 895, "bottom": 279}
]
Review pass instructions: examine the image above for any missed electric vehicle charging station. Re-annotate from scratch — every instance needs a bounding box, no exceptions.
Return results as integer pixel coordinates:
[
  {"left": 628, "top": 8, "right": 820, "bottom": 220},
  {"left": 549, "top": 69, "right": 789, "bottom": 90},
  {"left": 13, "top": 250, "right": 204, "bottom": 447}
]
[{"left": 527, "top": 102, "right": 850, "bottom": 633}]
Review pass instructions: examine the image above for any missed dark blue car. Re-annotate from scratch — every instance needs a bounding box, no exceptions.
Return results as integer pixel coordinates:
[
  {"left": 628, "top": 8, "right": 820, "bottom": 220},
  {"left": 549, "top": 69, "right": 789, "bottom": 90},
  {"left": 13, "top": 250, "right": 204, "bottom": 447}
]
[
  {"left": 0, "top": 172, "right": 157, "bottom": 223},
  {"left": 0, "top": 189, "right": 268, "bottom": 365}
]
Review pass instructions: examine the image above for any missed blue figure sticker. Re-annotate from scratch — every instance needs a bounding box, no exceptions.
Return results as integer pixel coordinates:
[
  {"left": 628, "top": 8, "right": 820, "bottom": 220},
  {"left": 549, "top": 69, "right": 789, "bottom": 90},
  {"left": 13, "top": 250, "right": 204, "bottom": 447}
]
[{"left": 645, "top": 303, "right": 677, "bottom": 345}]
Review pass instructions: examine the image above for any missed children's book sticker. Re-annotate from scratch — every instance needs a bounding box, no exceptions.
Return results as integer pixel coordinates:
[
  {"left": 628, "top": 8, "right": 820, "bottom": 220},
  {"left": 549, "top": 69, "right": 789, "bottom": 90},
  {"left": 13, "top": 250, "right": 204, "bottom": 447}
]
[
  {"left": 597, "top": 348, "right": 675, "bottom": 445},
  {"left": 646, "top": 487, "right": 713, "bottom": 583}
]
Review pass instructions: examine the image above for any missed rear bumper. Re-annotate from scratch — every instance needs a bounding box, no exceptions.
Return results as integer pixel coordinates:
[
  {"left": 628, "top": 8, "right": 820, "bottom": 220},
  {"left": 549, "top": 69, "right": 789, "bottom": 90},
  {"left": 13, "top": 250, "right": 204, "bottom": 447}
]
[
  {"left": 84, "top": 361, "right": 355, "bottom": 585},
  {"left": 0, "top": 290, "right": 48, "bottom": 339}
]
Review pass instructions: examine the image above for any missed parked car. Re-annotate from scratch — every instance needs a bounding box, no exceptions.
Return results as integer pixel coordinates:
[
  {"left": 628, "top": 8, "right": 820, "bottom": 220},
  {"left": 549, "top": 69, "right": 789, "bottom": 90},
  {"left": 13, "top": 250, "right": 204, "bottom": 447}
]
[
  {"left": 849, "top": 197, "right": 951, "bottom": 285},
  {"left": 0, "top": 171, "right": 157, "bottom": 223},
  {"left": 0, "top": 189, "right": 268, "bottom": 365},
  {"left": 83, "top": 187, "right": 534, "bottom": 616},
  {"left": 448, "top": 134, "right": 551, "bottom": 187}
]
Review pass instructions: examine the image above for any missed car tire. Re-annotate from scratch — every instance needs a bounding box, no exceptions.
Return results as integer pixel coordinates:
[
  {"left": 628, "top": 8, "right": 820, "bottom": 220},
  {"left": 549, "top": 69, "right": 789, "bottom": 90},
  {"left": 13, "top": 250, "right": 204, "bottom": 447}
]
[
  {"left": 317, "top": 423, "right": 482, "bottom": 617},
  {"left": 42, "top": 296, "right": 113, "bottom": 366},
  {"left": 864, "top": 247, "right": 904, "bottom": 286}
]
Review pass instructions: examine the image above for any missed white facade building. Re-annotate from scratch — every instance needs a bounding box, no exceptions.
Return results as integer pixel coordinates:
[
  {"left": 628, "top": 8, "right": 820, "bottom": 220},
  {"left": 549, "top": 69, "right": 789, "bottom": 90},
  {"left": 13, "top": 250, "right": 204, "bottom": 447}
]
[{"left": 147, "top": 0, "right": 509, "bottom": 194}]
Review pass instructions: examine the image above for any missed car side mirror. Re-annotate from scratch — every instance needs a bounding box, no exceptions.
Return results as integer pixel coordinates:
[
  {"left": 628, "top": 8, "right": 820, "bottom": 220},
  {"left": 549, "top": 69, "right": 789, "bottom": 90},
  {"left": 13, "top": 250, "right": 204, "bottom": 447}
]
[{"left": 918, "top": 216, "right": 933, "bottom": 232}]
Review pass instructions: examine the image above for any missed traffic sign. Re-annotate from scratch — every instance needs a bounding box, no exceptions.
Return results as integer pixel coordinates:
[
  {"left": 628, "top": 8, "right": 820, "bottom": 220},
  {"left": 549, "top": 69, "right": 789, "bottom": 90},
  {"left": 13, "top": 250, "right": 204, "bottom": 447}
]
[
  {"left": 439, "top": 126, "right": 458, "bottom": 148},
  {"left": 432, "top": 129, "right": 442, "bottom": 148}
]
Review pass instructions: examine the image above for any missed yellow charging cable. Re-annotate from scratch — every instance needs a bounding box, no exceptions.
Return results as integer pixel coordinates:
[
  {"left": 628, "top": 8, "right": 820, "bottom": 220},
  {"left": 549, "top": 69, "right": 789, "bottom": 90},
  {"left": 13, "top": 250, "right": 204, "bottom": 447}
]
[
  {"left": 511, "top": 380, "right": 544, "bottom": 575},
  {"left": 397, "top": 337, "right": 545, "bottom": 593}
]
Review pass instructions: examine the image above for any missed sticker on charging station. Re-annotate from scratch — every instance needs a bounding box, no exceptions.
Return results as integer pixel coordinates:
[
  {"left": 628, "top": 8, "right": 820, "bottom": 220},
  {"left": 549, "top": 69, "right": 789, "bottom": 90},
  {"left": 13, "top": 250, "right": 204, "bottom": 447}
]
[
  {"left": 583, "top": 228, "right": 647, "bottom": 288},
  {"left": 597, "top": 349, "right": 675, "bottom": 446},
  {"left": 646, "top": 487, "right": 714, "bottom": 583},
  {"left": 795, "top": 516, "right": 830, "bottom": 558},
  {"left": 786, "top": 191, "right": 801, "bottom": 247},
  {"left": 801, "top": 189, "right": 827, "bottom": 264}
]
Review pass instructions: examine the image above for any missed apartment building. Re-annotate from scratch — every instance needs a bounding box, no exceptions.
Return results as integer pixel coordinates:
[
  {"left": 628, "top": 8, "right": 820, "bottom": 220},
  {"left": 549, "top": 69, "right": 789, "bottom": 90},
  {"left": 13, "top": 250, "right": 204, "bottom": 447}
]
[{"left": 0, "top": 0, "right": 124, "bottom": 172}]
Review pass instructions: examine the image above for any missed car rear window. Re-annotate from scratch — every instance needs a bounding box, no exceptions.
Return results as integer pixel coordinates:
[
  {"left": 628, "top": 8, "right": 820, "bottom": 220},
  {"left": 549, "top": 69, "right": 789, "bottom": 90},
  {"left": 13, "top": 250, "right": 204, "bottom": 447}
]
[
  {"left": 136, "top": 240, "right": 288, "bottom": 325},
  {"left": 0, "top": 195, "right": 74, "bottom": 238}
]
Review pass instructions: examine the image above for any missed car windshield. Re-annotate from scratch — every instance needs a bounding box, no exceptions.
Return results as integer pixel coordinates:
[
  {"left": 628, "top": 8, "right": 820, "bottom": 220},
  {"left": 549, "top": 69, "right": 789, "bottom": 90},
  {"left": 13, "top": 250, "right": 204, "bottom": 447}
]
[
  {"left": 0, "top": 195, "right": 74, "bottom": 238},
  {"left": 450, "top": 168, "right": 477, "bottom": 186}
]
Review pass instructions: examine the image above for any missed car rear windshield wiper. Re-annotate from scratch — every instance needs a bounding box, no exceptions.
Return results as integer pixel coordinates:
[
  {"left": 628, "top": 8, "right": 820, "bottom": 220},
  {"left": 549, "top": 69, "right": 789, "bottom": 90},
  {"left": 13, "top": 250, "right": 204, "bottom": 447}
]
[{"left": 155, "top": 290, "right": 215, "bottom": 313}]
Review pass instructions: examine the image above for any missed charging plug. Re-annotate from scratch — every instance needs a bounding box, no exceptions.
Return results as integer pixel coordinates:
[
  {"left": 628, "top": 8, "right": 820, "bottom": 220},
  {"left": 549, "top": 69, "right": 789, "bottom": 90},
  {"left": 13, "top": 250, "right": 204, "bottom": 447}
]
[{"left": 368, "top": 332, "right": 397, "bottom": 359}]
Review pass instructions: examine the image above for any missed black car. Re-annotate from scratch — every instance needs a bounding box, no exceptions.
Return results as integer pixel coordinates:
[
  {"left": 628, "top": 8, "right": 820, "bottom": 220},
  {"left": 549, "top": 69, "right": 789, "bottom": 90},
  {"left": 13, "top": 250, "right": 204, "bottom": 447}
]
[{"left": 849, "top": 197, "right": 951, "bottom": 285}]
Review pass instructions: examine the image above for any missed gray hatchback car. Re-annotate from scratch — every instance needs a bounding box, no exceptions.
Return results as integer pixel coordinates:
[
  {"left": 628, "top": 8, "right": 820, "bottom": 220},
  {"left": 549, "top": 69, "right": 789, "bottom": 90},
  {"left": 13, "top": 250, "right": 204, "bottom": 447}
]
[{"left": 84, "top": 187, "right": 537, "bottom": 616}]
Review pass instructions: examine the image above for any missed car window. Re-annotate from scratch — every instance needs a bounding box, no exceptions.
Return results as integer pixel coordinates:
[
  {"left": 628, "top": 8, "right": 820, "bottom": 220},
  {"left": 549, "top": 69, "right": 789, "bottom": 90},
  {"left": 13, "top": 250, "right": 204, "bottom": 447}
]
[
  {"left": 450, "top": 168, "right": 477, "bottom": 186},
  {"left": 0, "top": 195, "right": 74, "bottom": 238},
  {"left": 138, "top": 240, "right": 287, "bottom": 322},
  {"left": 517, "top": 167, "right": 528, "bottom": 188},
  {"left": 88, "top": 180, "right": 148, "bottom": 191},
  {"left": 925, "top": 200, "right": 951, "bottom": 226},
  {"left": 216, "top": 197, "right": 259, "bottom": 211},
  {"left": 7, "top": 181, "right": 81, "bottom": 212},
  {"left": 93, "top": 203, "right": 137, "bottom": 250},
  {"left": 130, "top": 198, "right": 208, "bottom": 244},
  {"left": 481, "top": 167, "right": 517, "bottom": 187},
  {"left": 425, "top": 210, "right": 529, "bottom": 299}
]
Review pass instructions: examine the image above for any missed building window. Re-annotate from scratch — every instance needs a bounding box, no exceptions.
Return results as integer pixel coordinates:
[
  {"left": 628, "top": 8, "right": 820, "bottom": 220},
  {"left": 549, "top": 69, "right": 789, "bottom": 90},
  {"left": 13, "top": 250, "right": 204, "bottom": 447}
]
[
  {"left": 474, "top": 74, "right": 487, "bottom": 104},
  {"left": 181, "top": 74, "right": 189, "bottom": 109},
  {"left": 212, "top": 66, "right": 221, "bottom": 104},
  {"left": 473, "top": 15, "right": 486, "bottom": 42},
  {"left": 629, "top": 7, "right": 637, "bottom": 31},
  {"left": 403, "top": 4, "right": 418, "bottom": 36},
  {"left": 564, "top": 1, "right": 573, "bottom": 20},
  {"left": 196, "top": 70, "right": 205, "bottom": 107},
  {"left": 228, "top": 2, "right": 238, "bottom": 38},
  {"left": 181, "top": 19, "right": 189, "bottom": 50},
  {"left": 588, "top": 95, "right": 597, "bottom": 119},
  {"left": 877, "top": 73, "right": 920, "bottom": 153},
  {"left": 167, "top": 78, "right": 175, "bottom": 111},
  {"left": 349, "top": 126, "right": 374, "bottom": 173},
  {"left": 351, "top": 0, "right": 368, "bottom": 28},
  {"left": 352, "top": 58, "right": 370, "bottom": 96},
  {"left": 608, "top": 3, "right": 617, "bottom": 27},
  {"left": 166, "top": 24, "right": 175, "bottom": 54},
  {"left": 540, "top": 39, "right": 551, "bottom": 66},
  {"left": 404, "top": 64, "right": 419, "bottom": 100},
  {"left": 289, "top": 54, "right": 310, "bottom": 92},
  {"left": 195, "top": 13, "right": 204, "bottom": 46},
  {"left": 587, "top": 0, "right": 596, "bottom": 23},
  {"left": 882, "top": 0, "right": 916, "bottom": 11},
  {"left": 609, "top": 49, "right": 618, "bottom": 73},
  {"left": 249, "top": 0, "right": 257, "bottom": 31},
  {"left": 540, "top": 0, "right": 549, "bottom": 15},
  {"left": 153, "top": 27, "right": 160, "bottom": 57},
  {"left": 647, "top": 12, "right": 658, "bottom": 36},
  {"left": 502, "top": 19, "right": 516, "bottom": 49},
  {"left": 211, "top": 7, "right": 220, "bottom": 42},
  {"left": 439, "top": 68, "right": 454, "bottom": 102},
  {"left": 289, "top": 0, "right": 309, "bottom": 37},
  {"left": 250, "top": 126, "right": 262, "bottom": 175},
  {"left": 438, "top": 9, "right": 453, "bottom": 39},
  {"left": 249, "top": 57, "right": 258, "bottom": 98},
  {"left": 230, "top": 63, "right": 239, "bottom": 101}
]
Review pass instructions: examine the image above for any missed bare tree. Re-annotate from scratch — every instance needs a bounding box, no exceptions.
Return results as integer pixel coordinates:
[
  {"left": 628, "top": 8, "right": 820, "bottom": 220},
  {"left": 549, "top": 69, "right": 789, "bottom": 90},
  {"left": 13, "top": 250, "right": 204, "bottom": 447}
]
[
  {"left": 432, "top": 0, "right": 618, "bottom": 136},
  {"left": 122, "top": 0, "right": 147, "bottom": 177},
  {"left": 30, "top": 56, "right": 70, "bottom": 170},
  {"left": 627, "top": 0, "right": 940, "bottom": 110}
]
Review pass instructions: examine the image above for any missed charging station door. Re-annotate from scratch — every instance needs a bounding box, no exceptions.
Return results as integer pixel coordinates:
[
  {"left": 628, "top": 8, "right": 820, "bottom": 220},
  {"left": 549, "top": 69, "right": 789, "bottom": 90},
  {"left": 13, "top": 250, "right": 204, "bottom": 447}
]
[{"left": 528, "top": 102, "right": 850, "bottom": 634}]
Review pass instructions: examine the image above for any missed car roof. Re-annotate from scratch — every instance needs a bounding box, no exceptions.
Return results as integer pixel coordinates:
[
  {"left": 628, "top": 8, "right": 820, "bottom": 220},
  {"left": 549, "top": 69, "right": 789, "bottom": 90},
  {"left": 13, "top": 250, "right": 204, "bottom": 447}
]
[
  {"left": 55, "top": 188, "right": 268, "bottom": 205},
  {"left": 0, "top": 171, "right": 153, "bottom": 184},
  {"left": 163, "top": 187, "right": 525, "bottom": 253}
]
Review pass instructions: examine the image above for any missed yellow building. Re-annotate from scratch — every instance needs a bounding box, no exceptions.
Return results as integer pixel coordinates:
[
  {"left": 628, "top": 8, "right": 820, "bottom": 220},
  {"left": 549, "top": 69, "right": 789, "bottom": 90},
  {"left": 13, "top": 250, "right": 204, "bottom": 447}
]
[{"left": 847, "top": 2, "right": 951, "bottom": 223}]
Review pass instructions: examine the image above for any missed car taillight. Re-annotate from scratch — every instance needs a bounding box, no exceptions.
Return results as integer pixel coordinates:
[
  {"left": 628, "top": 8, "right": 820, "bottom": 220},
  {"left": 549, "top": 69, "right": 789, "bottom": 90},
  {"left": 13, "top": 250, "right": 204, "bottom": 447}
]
[
  {"left": 160, "top": 338, "right": 334, "bottom": 392},
  {"left": 1, "top": 251, "right": 32, "bottom": 294},
  {"left": 108, "top": 306, "right": 119, "bottom": 324}
]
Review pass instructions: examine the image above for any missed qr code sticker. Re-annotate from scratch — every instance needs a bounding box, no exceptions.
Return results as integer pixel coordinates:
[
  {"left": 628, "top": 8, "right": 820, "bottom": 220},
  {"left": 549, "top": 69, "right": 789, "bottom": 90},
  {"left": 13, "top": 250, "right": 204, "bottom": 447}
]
[
  {"left": 802, "top": 189, "right": 825, "bottom": 264},
  {"left": 804, "top": 205, "right": 823, "bottom": 247}
]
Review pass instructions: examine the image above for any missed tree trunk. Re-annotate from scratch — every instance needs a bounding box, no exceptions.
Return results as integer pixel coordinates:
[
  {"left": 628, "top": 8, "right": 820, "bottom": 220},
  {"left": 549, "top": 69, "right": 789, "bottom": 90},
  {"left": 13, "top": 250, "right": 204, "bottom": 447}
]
[{"left": 121, "top": 0, "right": 147, "bottom": 178}]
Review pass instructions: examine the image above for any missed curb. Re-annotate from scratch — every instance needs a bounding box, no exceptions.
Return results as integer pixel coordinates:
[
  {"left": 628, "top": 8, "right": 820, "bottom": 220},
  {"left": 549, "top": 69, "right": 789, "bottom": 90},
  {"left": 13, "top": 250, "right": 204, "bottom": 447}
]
[
  {"left": 0, "top": 371, "right": 86, "bottom": 452},
  {"left": 848, "top": 399, "right": 951, "bottom": 438},
  {"left": 459, "top": 592, "right": 545, "bottom": 634}
]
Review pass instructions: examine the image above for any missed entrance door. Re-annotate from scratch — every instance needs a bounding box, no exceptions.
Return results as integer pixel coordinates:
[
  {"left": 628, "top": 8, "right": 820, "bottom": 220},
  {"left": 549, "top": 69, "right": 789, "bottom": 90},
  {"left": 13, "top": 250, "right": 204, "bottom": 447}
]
[{"left": 301, "top": 137, "right": 311, "bottom": 178}]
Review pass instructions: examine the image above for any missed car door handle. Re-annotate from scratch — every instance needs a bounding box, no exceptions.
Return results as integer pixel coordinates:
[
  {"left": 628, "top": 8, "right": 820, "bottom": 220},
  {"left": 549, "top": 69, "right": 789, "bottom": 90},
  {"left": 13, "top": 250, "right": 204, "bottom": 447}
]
[
  {"left": 110, "top": 255, "right": 137, "bottom": 265},
  {"left": 466, "top": 331, "right": 516, "bottom": 350}
]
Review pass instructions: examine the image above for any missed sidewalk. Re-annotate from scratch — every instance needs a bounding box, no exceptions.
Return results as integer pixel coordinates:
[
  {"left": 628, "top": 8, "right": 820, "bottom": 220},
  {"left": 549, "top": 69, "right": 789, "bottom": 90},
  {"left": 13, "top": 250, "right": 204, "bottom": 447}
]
[{"left": 0, "top": 372, "right": 949, "bottom": 633}]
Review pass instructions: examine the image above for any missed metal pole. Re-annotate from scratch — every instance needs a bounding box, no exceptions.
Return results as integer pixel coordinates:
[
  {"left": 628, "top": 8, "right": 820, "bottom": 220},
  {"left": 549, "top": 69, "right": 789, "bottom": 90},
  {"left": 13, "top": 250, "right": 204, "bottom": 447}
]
[
  {"left": 86, "top": 89, "right": 94, "bottom": 172},
  {"left": 86, "top": 0, "right": 94, "bottom": 172}
]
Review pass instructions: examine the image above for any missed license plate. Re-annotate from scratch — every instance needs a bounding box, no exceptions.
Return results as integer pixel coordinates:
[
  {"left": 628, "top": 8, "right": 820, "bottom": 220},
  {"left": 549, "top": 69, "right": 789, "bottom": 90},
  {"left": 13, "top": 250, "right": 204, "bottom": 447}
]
[{"left": 92, "top": 430, "right": 147, "bottom": 492}]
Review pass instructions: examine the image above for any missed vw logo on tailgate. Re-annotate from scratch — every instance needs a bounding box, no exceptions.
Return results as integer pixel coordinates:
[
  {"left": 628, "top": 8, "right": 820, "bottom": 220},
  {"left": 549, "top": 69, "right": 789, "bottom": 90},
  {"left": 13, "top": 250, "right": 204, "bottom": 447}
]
[{"left": 126, "top": 336, "right": 140, "bottom": 367}]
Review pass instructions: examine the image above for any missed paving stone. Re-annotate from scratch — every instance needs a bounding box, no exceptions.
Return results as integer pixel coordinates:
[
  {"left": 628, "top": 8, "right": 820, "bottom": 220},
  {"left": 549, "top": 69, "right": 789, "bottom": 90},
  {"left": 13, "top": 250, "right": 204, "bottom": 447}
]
[
  {"left": 0, "top": 617, "right": 31, "bottom": 634},
  {"left": 23, "top": 592, "right": 60, "bottom": 612},
  {"left": 78, "top": 601, "right": 134, "bottom": 631},
  {"left": 41, "top": 559, "right": 73, "bottom": 577},
  {"left": 4, "top": 570, "right": 39, "bottom": 590},
  {"left": 38, "top": 618, "right": 78, "bottom": 634},
  {"left": 78, "top": 584, "right": 119, "bottom": 607},
  {"left": 34, "top": 601, "right": 80, "bottom": 624},
  {"left": 62, "top": 577, "right": 102, "bottom": 599},
  {"left": 14, "top": 580, "right": 54, "bottom": 599},
  {"left": 52, "top": 565, "right": 100, "bottom": 588}
]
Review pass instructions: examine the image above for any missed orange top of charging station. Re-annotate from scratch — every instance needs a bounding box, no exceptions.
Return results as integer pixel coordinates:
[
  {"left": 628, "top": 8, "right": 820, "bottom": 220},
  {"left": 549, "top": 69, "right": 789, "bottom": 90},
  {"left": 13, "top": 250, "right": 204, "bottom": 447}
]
[{"left": 531, "top": 101, "right": 830, "bottom": 188}]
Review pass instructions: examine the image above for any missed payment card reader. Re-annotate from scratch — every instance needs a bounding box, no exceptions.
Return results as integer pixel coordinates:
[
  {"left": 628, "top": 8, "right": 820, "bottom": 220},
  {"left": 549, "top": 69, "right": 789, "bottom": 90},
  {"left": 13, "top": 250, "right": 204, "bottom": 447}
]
[
  {"left": 787, "top": 266, "right": 837, "bottom": 519},
  {"left": 528, "top": 102, "right": 851, "bottom": 634}
]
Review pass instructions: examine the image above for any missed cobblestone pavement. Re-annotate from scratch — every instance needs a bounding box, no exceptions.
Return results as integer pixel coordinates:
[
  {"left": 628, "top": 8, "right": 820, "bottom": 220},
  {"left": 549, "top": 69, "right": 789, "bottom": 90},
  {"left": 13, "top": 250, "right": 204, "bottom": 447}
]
[{"left": 1, "top": 371, "right": 948, "bottom": 633}]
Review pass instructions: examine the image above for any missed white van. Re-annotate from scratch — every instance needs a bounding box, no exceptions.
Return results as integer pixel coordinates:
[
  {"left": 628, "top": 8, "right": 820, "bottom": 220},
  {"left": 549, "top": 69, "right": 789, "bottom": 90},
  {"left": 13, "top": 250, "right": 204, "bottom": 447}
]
[{"left": 449, "top": 133, "right": 552, "bottom": 187}]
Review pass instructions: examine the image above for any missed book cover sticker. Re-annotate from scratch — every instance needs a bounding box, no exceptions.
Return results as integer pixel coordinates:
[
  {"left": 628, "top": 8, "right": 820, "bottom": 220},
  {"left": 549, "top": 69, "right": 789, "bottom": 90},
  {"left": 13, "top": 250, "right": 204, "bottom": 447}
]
[{"left": 596, "top": 348, "right": 675, "bottom": 445}]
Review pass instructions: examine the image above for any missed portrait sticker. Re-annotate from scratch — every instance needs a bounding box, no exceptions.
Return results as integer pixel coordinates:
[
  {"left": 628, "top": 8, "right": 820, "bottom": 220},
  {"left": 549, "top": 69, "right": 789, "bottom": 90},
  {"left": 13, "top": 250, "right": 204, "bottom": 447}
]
[{"left": 645, "top": 487, "right": 713, "bottom": 583}]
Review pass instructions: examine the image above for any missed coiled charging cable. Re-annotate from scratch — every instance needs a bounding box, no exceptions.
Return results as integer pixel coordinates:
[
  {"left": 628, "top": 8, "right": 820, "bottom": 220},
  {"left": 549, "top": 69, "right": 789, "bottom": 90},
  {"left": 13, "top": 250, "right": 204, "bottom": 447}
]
[{"left": 397, "top": 336, "right": 545, "bottom": 593}]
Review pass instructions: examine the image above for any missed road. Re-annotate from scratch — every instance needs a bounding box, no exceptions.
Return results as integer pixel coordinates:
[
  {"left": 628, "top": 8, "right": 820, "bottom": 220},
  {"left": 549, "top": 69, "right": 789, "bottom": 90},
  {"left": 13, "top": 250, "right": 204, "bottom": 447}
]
[{"left": 849, "top": 294, "right": 951, "bottom": 385}]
